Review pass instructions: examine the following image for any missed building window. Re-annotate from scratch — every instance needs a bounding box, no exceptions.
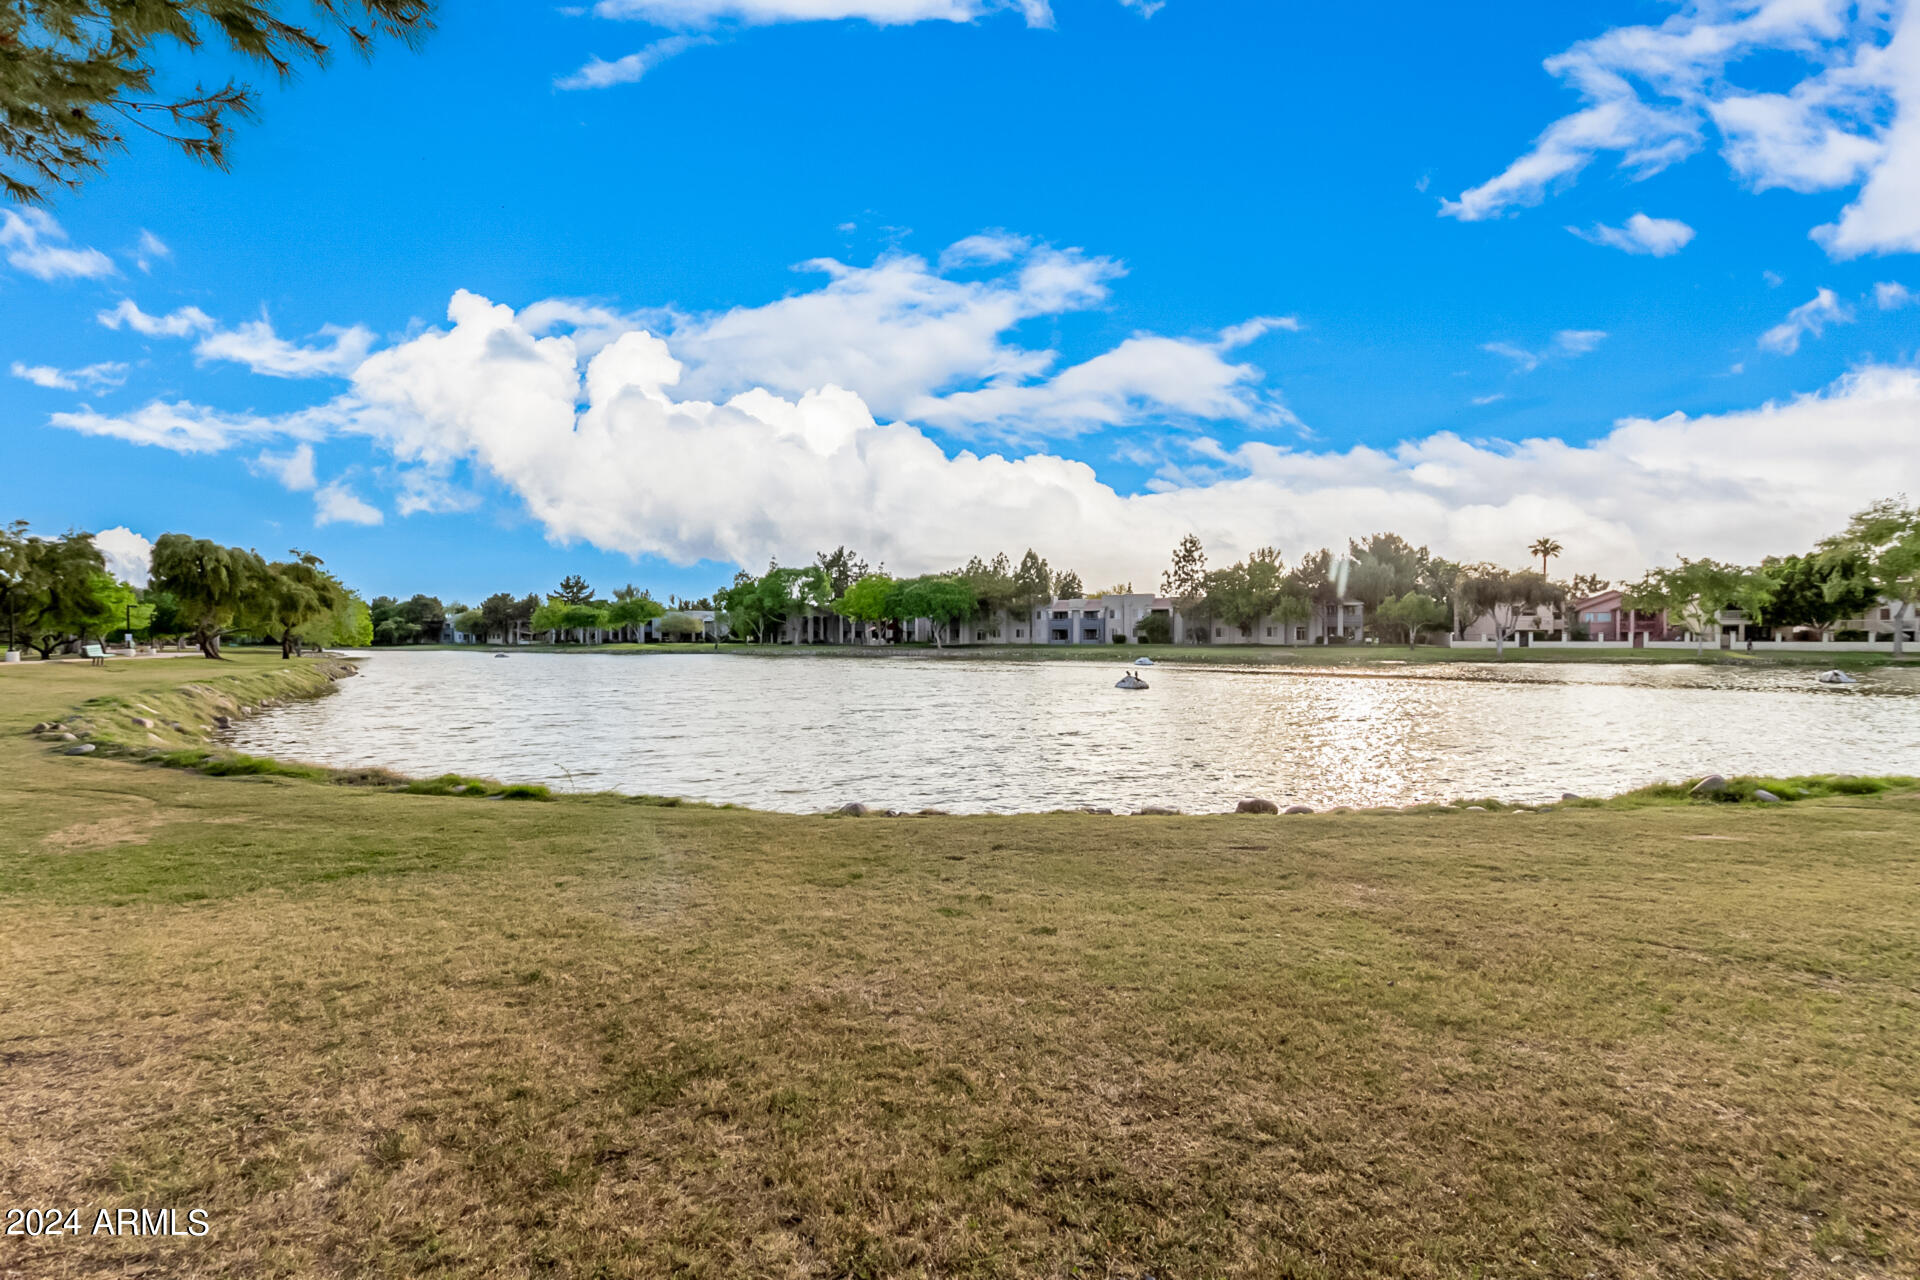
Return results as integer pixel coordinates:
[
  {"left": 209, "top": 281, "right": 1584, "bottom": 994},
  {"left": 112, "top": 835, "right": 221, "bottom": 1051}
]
[
  {"left": 1214, "top": 627, "right": 1223, "bottom": 638},
  {"left": 1295, "top": 626, "right": 1307, "bottom": 641},
  {"left": 1015, "top": 629, "right": 1024, "bottom": 639},
  {"left": 1265, "top": 627, "right": 1275, "bottom": 636}
]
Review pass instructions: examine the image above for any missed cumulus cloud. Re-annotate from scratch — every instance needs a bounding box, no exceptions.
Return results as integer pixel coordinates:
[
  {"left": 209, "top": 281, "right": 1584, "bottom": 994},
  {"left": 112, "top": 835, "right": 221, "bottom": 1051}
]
[
  {"left": 1758, "top": 286, "right": 1853, "bottom": 354},
  {"left": 1, "top": 208, "right": 116, "bottom": 280},
  {"left": 1443, "top": 2, "right": 1920, "bottom": 258},
  {"left": 93, "top": 527, "right": 153, "bottom": 588},
  {"left": 250, "top": 443, "right": 319, "bottom": 491},
  {"left": 314, "top": 480, "right": 384, "bottom": 527},
  {"left": 10, "top": 360, "right": 127, "bottom": 392},
  {"left": 1568, "top": 212, "right": 1697, "bottom": 256}
]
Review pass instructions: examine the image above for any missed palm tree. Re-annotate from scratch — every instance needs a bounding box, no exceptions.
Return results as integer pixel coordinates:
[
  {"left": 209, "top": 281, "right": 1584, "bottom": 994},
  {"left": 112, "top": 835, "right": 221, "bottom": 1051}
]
[{"left": 1528, "top": 537, "right": 1563, "bottom": 577}]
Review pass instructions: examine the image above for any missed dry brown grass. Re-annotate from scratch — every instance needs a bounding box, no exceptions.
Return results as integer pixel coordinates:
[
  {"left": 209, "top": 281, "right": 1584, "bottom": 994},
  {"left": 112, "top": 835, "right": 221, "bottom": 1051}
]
[{"left": 2, "top": 655, "right": 1918, "bottom": 1278}]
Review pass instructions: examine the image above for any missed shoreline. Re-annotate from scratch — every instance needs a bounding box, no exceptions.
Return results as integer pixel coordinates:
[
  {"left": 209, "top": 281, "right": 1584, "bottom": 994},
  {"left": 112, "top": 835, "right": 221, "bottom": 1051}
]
[{"left": 324, "top": 639, "right": 1920, "bottom": 670}]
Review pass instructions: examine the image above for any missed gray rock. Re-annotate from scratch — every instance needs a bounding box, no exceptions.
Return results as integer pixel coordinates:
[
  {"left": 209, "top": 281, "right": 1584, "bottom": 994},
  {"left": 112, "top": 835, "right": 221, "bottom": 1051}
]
[
  {"left": 1136, "top": 806, "right": 1180, "bottom": 816},
  {"left": 57, "top": 732, "right": 76, "bottom": 741},
  {"left": 1463, "top": 805, "right": 1487, "bottom": 812},
  {"left": 1561, "top": 792, "right": 1580, "bottom": 800},
  {"left": 1690, "top": 774, "right": 1729, "bottom": 796},
  {"left": 1753, "top": 788, "right": 1783, "bottom": 803},
  {"left": 1236, "top": 798, "right": 1280, "bottom": 815},
  {"left": 212, "top": 715, "right": 232, "bottom": 729},
  {"left": 30, "top": 721, "right": 50, "bottom": 733},
  {"left": 1284, "top": 805, "right": 1315, "bottom": 814},
  {"left": 916, "top": 808, "right": 952, "bottom": 817},
  {"left": 833, "top": 802, "right": 871, "bottom": 817},
  {"left": 130, "top": 716, "right": 155, "bottom": 728},
  {"left": 64, "top": 743, "right": 96, "bottom": 755},
  {"left": 1077, "top": 806, "right": 1114, "bottom": 815}
]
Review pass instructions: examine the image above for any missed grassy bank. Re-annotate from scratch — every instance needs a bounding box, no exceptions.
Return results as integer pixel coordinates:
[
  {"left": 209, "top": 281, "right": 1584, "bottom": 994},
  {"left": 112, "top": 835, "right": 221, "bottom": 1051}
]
[
  {"left": 369, "top": 638, "right": 1919, "bottom": 670},
  {"left": 3, "top": 656, "right": 1919, "bottom": 1277}
]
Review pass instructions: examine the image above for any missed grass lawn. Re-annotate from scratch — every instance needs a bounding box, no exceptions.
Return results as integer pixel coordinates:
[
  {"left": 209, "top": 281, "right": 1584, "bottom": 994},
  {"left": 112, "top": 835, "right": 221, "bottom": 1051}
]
[{"left": 3, "top": 655, "right": 1918, "bottom": 1277}]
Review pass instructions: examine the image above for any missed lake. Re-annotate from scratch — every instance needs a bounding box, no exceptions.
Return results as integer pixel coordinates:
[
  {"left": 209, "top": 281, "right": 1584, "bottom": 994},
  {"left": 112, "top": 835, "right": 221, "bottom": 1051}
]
[{"left": 224, "top": 651, "right": 1920, "bottom": 813}]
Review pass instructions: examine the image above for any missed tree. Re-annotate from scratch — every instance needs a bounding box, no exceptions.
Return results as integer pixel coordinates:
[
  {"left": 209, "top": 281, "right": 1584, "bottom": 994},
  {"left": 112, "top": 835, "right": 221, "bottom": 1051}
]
[
  {"left": 1348, "top": 533, "right": 1428, "bottom": 625},
  {"left": 1625, "top": 559, "right": 1751, "bottom": 657},
  {"left": 814, "top": 546, "right": 871, "bottom": 598},
  {"left": 1419, "top": 556, "right": 1469, "bottom": 638},
  {"left": 1203, "top": 547, "right": 1292, "bottom": 640},
  {"left": 1160, "top": 535, "right": 1208, "bottom": 639},
  {"left": 1528, "top": 537, "right": 1564, "bottom": 578},
  {"left": 555, "top": 574, "right": 594, "bottom": 605},
  {"left": 1376, "top": 592, "right": 1449, "bottom": 646},
  {"left": 1135, "top": 612, "right": 1173, "bottom": 645},
  {"left": 143, "top": 589, "right": 187, "bottom": 648},
  {"left": 1052, "top": 569, "right": 1083, "bottom": 600},
  {"left": 147, "top": 534, "right": 265, "bottom": 658},
  {"left": 897, "top": 576, "right": 977, "bottom": 648},
  {"left": 1460, "top": 568, "right": 1564, "bottom": 658},
  {"left": 256, "top": 551, "right": 346, "bottom": 658},
  {"left": 656, "top": 611, "right": 705, "bottom": 642},
  {"left": 333, "top": 594, "right": 373, "bottom": 647},
  {"left": 2, "top": 0, "right": 435, "bottom": 206},
  {"left": 0, "top": 519, "right": 30, "bottom": 651},
  {"left": 1569, "top": 572, "right": 1610, "bottom": 599},
  {"left": 1819, "top": 498, "right": 1920, "bottom": 657},
  {"left": 1010, "top": 549, "right": 1053, "bottom": 643},
  {"left": 605, "top": 591, "right": 664, "bottom": 640},
  {"left": 834, "top": 573, "right": 899, "bottom": 644},
  {"left": 955, "top": 553, "right": 1015, "bottom": 637},
  {"left": 1752, "top": 553, "right": 1874, "bottom": 635}
]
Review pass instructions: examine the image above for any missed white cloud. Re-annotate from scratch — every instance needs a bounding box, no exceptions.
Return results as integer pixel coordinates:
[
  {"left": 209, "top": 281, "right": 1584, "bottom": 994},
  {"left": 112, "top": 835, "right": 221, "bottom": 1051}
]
[
  {"left": 47, "top": 286, "right": 1920, "bottom": 583},
  {"left": 92, "top": 527, "right": 153, "bottom": 588},
  {"left": 96, "top": 299, "right": 216, "bottom": 337},
  {"left": 1568, "top": 212, "right": 1697, "bottom": 256},
  {"left": 194, "top": 316, "right": 378, "bottom": 379},
  {"left": 96, "top": 300, "right": 373, "bottom": 378},
  {"left": 587, "top": 0, "right": 1056, "bottom": 27},
  {"left": 47, "top": 400, "right": 333, "bottom": 454},
  {"left": 134, "top": 230, "right": 171, "bottom": 273},
  {"left": 556, "top": 34, "right": 711, "bottom": 89},
  {"left": 1758, "top": 286, "right": 1853, "bottom": 354},
  {"left": 0, "top": 208, "right": 116, "bottom": 280},
  {"left": 1875, "top": 280, "right": 1916, "bottom": 309},
  {"left": 1471, "top": 393, "right": 1506, "bottom": 406},
  {"left": 249, "top": 443, "right": 319, "bottom": 491},
  {"left": 1443, "top": 2, "right": 1920, "bottom": 258},
  {"left": 10, "top": 360, "right": 127, "bottom": 392},
  {"left": 1482, "top": 330, "right": 1605, "bottom": 373},
  {"left": 314, "top": 480, "right": 384, "bottom": 527}
]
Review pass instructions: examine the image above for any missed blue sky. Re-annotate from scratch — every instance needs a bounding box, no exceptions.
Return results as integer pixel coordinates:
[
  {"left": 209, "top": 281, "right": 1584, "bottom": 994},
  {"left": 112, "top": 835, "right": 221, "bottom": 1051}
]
[{"left": 5, "top": 0, "right": 1919, "bottom": 601}]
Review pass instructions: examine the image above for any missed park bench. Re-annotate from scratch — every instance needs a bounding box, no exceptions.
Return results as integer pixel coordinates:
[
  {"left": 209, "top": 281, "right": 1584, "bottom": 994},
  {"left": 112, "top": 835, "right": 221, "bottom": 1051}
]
[{"left": 83, "top": 643, "right": 108, "bottom": 667}]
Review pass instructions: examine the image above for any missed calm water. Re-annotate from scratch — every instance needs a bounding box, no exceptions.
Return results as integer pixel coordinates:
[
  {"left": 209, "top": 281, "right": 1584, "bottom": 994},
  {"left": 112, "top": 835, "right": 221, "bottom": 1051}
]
[{"left": 227, "top": 651, "right": 1920, "bottom": 813}]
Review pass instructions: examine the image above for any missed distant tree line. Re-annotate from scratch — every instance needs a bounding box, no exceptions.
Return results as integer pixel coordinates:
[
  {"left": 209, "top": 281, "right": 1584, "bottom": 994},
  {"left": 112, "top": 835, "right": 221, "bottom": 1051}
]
[{"left": 0, "top": 522, "right": 369, "bottom": 660}]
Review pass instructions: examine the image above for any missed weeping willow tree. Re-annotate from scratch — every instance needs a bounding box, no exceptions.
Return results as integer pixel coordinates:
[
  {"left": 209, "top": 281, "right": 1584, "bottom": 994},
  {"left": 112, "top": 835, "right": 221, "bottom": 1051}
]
[{"left": 2, "top": 1, "right": 434, "bottom": 204}]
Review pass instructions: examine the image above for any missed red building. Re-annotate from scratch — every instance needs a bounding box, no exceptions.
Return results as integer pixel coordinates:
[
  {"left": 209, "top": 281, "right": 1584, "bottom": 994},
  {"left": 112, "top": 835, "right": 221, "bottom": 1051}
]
[{"left": 1569, "top": 589, "right": 1677, "bottom": 644}]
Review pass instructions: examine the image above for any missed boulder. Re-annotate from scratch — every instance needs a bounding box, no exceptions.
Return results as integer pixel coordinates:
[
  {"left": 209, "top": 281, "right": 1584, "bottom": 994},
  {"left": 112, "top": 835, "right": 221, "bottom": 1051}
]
[
  {"left": 64, "top": 743, "right": 96, "bottom": 755},
  {"left": 57, "top": 732, "right": 76, "bottom": 741},
  {"left": 915, "top": 808, "right": 951, "bottom": 817},
  {"left": 1752, "top": 788, "right": 1783, "bottom": 803},
  {"left": 1690, "top": 774, "right": 1729, "bottom": 797},
  {"left": 1078, "top": 806, "right": 1114, "bottom": 815},
  {"left": 1463, "top": 805, "right": 1487, "bottom": 812},
  {"left": 1236, "top": 798, "right": 1280, "bottom": 815},
  {"left": 30, "top": 721, "right": 50, "bottom": 733},
  {"left": 833, "top": 803, "right": 871, "bottom": 817},
  {"left": 1561, "top": 792, "right": 1580, "bottom": 800},
  {"left": 131, "top": 716, "right": 155, "bottom": 728},
  {"left": 1283, "top": 805, "right": 1315, "bottom": 815},
  {"left": 1136, "top": 806, "right": 1180, "bottom": 816},
  {"left": 212, "top": 715, "right": 232, "bottom": 729}
]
